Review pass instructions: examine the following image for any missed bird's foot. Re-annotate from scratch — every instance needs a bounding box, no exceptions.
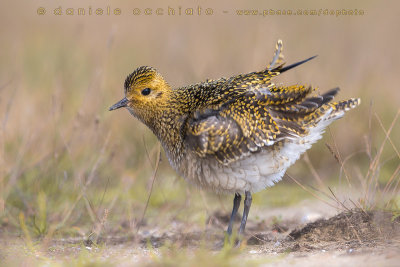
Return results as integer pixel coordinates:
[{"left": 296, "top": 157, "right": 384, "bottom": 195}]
[{"left": 213, "top": 232, "right": 245, "bottom": 250}]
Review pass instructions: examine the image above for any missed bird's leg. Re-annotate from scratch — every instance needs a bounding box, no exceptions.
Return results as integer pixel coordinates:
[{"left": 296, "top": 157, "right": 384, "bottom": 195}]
[
  {"left": 227, "top": 193, "right": 241, "bottom": 237},
  {"left": 238, "top": 191, "right": 252, "bottom": 241}
]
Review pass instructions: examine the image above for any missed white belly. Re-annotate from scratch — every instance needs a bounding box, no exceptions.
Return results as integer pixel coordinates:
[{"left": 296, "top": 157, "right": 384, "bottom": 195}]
[{"left": 178, "top": 110, "right": 341, "bottom": 194}]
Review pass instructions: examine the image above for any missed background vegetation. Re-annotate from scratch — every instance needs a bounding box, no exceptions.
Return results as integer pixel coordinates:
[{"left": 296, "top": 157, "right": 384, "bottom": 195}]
[{"left": 0, "top": 0, "right": 399, "bottom": 266}]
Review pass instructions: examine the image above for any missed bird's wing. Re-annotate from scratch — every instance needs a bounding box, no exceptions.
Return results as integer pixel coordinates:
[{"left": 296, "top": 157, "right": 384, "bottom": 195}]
[
  {"left": 185, "top": 91, "right": 280, "bottom": 164},
  {"left": 220, "top": 39, "right": 316, "bottom": 95},
  {"left": 184, "top": 86, "right": 352, "bottom": 165},
  {"left": 188, "top": 40, "right": 317, "bottom": 111}
]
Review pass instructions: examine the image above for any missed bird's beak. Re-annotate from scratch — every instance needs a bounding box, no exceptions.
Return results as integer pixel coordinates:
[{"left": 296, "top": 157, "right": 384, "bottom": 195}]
[{"left": 109, "top": 97, "right": 129, "bottom": 111}]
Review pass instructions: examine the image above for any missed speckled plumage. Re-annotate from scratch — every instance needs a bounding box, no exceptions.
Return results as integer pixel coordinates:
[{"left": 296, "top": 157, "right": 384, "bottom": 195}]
[{"left": 110, "top": 40, "right": 360, "bottom": 241}]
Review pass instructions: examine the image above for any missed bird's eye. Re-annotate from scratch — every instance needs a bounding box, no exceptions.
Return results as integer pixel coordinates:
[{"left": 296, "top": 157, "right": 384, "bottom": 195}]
[{"left": 141, "top": 88, "right": 151, "bottom": 96}]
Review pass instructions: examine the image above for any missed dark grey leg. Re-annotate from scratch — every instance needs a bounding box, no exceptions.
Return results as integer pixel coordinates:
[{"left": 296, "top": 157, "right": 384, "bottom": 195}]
[
  {"left": 238, "top": 191, "right": 252, "bottom": 236},
  {"left": 227, "top": 193, "right": 241, "bottom": 236}
]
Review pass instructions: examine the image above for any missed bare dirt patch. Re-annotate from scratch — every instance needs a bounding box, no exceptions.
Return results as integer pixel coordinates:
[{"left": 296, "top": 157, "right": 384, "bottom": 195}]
[
  {"left": 1, "top": 209, "right": 399, "bottom": 266},
  {"left": 90, "top": 209, "right": 400, "bottom": 253},
  {"left": 286, "top": 209, "right": 400, "bottom": 251}
]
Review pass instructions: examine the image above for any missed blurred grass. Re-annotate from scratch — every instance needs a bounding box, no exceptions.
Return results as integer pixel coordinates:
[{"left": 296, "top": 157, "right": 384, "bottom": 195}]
[{"left": 0, "top": 0, "right": 399, "bottom": 265}]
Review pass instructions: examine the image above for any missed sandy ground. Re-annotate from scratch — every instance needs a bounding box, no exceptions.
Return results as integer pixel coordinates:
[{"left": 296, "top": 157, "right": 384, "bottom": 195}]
[{"left": 1, "top": 200, "right": 399, "bottom": 266}]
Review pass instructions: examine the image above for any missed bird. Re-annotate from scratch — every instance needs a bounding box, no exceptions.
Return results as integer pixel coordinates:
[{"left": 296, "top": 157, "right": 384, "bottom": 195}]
[{"left": 109, "top": 40, "right": 360, "bottom": 245}]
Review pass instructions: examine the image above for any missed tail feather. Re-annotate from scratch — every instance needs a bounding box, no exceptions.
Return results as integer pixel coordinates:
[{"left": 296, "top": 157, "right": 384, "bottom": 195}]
[
  {"left": 269, "top": 87, "right": 340, "bottom": 115},
  {"left": 325, "top": 98, "right": 361, "bottom": 120},
  {"left": 272, "top": 96, "right": 360, "bottom": 140},
  {"left": 330, "top": 98, "right": 361, "bottom": 112},
  {"left": 267, "top": 40, "right": 284, "bottom": 71},
  {"left": 274, "top": 55, "right": 317, "bottom": 74}
]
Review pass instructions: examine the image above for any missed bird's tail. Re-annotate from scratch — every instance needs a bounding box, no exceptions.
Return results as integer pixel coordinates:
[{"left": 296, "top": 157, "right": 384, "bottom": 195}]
[
  {"left": 266, "top": 39, "right": 317, "bottom": 74},
  {"left": 324, "top": 98, "right": 361, "bottom": 121}
]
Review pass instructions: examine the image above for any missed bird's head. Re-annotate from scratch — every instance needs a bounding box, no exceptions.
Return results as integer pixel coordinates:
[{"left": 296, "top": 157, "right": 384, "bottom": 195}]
[{"left": 109, "top": 66, "right": 172, "bottom": 125}]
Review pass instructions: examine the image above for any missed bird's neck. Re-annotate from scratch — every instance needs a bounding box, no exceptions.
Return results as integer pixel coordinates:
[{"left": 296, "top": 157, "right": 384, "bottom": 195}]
[
  {"left": 144, "top": 80, "right": 234, "bottom": 167},
  {"left": 143, "top": 106, "right": 187, "bottom": 168}
]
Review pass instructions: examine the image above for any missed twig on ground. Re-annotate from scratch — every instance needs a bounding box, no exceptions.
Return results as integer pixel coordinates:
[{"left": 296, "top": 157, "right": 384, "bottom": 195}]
[
  {"left": 328, "top": 187, "right": 351, "bottom": 212},
  {"left": 286, "top": 174, "right": 337, "bottom": 209},
  {"left": 136, "top": 143, "right": 161, "bottom": 234}
]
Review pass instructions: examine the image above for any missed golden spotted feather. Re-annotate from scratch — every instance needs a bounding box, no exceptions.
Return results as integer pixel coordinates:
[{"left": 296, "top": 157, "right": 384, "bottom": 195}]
[
  {"left": 110, "top": 39, "right": 361, "bottom": 239},
  {"left": 184, "top": 42, "right": 359, "bottom": 165},
  {"left": 112, "top": 39, "right": 360, "bottom": 174}
]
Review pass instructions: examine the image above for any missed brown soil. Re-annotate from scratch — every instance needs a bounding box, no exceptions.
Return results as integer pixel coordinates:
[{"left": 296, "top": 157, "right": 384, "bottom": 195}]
[
  {"left": 1, "top": 209, "right": 399, "bottom": 266},
  {"left": 88, "top": 209, "right": 400, "bottom": 252},
  {"left": 285, "top": 209, "right": 400, "bottom": 251}
]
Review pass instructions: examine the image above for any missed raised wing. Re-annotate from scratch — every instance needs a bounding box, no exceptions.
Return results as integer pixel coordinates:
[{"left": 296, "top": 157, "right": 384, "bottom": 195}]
[
  {"left": 217, "top": 39, "right": 316, "bottom": 97},
  {"left": 173, "top": 40, "right": 317, "bottom": 114},
  {"left": 184, "top": 86, "right": 352, "bottom": 165},
  {"left": 182, "top": 40, "right": 335, "bottom": 165}
]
